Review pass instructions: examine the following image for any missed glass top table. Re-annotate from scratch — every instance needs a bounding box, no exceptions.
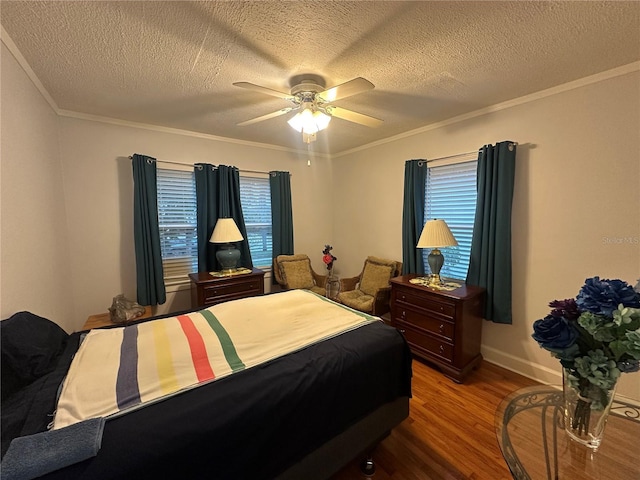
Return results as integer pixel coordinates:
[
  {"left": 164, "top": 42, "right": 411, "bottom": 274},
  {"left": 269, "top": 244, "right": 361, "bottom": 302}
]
[{"left": 495, "top": 386, "right": 639, "bottom": 480}]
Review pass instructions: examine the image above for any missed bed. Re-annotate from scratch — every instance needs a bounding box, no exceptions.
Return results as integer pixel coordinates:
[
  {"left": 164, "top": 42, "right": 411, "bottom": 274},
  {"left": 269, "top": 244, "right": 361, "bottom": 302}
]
[{"left": 1, "top": 290, "right": 412, "bottom": 480}]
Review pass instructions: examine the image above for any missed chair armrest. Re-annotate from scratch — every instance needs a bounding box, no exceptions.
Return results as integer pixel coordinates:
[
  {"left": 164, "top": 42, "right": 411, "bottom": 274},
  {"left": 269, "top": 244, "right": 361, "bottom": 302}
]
[
  {"left": 371, "top": 286, "right": 392, "bottom": 316},
  {"left": 272, "top": 259, "right": 286, "bottom": 286},
  {"left": 339, "top": 276, "right": 361, "bottom": 292},
  {"left": 312, "top": 270, "right": 328, "bottom": 288}
]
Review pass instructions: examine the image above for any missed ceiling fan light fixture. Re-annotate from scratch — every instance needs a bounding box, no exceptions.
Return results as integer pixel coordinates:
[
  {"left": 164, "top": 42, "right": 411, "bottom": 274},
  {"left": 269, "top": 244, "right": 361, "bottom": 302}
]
[{"left": 287, "top": 106, "right": 331, "bottom": 141}]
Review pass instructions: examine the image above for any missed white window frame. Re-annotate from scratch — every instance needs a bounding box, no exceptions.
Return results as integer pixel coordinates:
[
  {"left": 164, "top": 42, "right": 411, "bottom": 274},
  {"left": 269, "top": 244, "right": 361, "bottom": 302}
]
[{"left": 423, "top": 155, "right": 478, "bottom": 281}]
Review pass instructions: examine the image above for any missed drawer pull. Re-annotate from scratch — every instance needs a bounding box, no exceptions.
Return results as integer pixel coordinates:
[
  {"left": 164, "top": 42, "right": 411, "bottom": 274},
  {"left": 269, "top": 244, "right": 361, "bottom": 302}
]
[
  {"left": 439, "top": 344, "right": 445, "bottom": 353},
  {"left": 399, "top": 329, "right": 406, "bottom": 334},
  {"left": 401, "top": 310, "right": 406, "bottom": 318},
  {"left": 439, "top": 323, "right": 445, "bottom": 333}
]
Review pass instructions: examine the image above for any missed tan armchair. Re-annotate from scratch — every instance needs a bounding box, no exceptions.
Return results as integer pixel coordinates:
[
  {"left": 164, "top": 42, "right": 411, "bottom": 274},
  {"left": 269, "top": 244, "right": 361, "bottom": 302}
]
[
  {"left": 337, "top": 256, "right": 402, "bottom": 316},
  {"left": 274, "top": 254, "right": 328, "bottom": 296}
]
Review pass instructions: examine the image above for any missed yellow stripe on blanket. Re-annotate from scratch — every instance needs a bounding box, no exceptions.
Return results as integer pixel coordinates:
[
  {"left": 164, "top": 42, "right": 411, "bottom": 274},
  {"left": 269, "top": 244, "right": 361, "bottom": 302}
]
[{"left": 53, "top": 290, "right": 377, "bottom": 429}]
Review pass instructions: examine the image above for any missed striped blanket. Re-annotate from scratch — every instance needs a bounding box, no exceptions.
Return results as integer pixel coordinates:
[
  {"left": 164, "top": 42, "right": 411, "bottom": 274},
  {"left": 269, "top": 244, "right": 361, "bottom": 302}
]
[{"left": 53, "top": 290, "right": 376, "bottom": 429}]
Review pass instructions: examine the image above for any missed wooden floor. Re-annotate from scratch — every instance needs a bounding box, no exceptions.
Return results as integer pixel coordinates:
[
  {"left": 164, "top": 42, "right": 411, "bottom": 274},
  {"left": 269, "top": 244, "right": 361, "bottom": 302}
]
[{"left": 331, "top": 358, "right": 540, "bottom": 480}]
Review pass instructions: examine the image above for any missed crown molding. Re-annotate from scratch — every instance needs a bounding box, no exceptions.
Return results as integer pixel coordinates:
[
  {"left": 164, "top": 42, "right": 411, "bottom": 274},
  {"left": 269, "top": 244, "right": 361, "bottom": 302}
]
[
  {"left": 56, "top": 109, "right": 330, "bottom": 158},
  {"left": 333, "top": 61, "right": 640, "bottom": 158},
  {"left": 3, "top": 25, "right": 637, "bottom": 161},
  {"left": 1, "top": 25, "right": 60, "bottom": 113}
]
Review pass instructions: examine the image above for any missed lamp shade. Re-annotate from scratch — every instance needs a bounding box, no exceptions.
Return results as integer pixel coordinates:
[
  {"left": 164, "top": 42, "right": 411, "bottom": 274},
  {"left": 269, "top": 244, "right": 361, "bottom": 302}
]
[
  {"left": 209, "top": 218, "right": 244, "bottom": 243},
  {"left": 417, "top": 219, "right": 458, "bottom": 248}
]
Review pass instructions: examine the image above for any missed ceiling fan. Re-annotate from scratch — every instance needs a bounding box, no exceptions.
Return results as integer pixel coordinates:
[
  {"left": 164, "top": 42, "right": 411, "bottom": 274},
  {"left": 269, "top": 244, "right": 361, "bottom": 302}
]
[{"left": 233, "top": 74, "right": 383, "bottom": 143}]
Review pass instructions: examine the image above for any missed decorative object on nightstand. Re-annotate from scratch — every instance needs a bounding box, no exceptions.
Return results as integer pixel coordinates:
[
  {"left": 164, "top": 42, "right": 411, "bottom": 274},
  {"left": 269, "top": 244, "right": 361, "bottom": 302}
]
[
  {"left": 189, "top": 268, "right": 265, "bottom": 309},
  {"left": 416, "top": 218, "right": 458, "bottom": 286},
  {"left": 108, "top": 294, "right": 146, "bottom": 324},
  {"left": 210, "top": 218, "right": 244, "bottom": 272},
  {"left": 390, "top": 274, "right": 485, "bottom": 383},
  {"left": 81, "top": 306, "right": 152, "bottom": 331}
]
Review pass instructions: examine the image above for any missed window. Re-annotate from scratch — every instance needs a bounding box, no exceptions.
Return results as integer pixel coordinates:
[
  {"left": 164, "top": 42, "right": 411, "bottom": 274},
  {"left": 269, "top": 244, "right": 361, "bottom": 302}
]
[
  {"left": 156, "top": 169, "right": 273, "bottom": 286},
  {"left": 239, "top": 176, "right": 272, "bottom": 268},
  {"left": 157, "top": 168, "right": 198, "bottom": 286},
  {"left": 423, "top": 159, "right": 477, "bottom": 281}
]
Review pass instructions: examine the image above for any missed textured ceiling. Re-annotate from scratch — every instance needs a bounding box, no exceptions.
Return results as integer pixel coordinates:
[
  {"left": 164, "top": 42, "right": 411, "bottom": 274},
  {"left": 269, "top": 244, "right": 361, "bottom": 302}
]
[{"left": 2, "top": 1, "right": 639, "bottom": 155}]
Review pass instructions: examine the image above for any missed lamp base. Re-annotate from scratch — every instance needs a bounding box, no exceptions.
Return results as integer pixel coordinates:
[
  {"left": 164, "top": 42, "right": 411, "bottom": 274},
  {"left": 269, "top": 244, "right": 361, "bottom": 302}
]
[
  {"left": 216, "top": 243, "right": 241, "bottom": 272},
  {"left": 427, "top": 248, "right": 444, "bottom": 285}
]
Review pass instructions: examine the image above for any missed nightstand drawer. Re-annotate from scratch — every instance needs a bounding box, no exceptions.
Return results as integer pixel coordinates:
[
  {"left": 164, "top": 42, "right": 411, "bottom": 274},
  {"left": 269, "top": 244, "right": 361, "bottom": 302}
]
[
  {"left": 397, "top": 323, "right": 454, "bottom": 363},
  {"left": 394, "top": 289, "right": 455, "bottom": 320},
  {"left": 203, "top": 279, "right": 261, "bottom": 302},
  {"left": 394, "top": 308, "right": 454, "bottom": 341}
]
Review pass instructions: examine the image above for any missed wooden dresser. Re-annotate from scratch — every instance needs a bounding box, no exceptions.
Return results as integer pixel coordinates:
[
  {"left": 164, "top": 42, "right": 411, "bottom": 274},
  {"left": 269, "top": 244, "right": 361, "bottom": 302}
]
[
  {"left": 390, "top": 274, "right": 485, "bottom": 383},
  {"left": 189, "top": 268, "right": 265, "bottom": 309}
]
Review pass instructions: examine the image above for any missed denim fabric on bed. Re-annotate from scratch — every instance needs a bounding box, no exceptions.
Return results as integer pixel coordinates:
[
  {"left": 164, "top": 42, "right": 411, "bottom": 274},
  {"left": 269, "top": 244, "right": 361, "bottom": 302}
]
[{"left": 1, "top": 417, "right": 105, "bottom": 480}]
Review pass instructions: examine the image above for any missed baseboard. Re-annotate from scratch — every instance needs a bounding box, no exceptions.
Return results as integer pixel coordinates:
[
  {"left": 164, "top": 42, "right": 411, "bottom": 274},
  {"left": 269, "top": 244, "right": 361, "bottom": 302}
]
[{"left": 481, "top": 345, "right": 639, "bottom": 405}]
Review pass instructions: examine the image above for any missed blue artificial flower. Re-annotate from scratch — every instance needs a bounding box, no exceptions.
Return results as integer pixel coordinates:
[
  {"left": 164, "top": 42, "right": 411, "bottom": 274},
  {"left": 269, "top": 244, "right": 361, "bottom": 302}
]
[
  {"left": 532, "top": 315, "right": 579, "bottom": 351},
  {"left": 617, "top": 359, "right": 640, "bottom": 373},
  {"left": 576, "top": 277, "right": 640, "bottom": 317}
]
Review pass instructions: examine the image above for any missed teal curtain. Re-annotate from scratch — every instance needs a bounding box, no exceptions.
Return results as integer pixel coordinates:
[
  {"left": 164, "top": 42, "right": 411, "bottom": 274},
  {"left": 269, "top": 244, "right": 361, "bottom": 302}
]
[
  {"left": 269, "top": 171, "right": 294, "bottom": 257},
  {"left": 467, "top": 141, "right": 517, "bottom": 324},
  {"left": 195, "top": 164, "right": 253, "bottom": 272},
  {"left": 195, "top": 163, "right": 218, "bottom": 271},
  {"left": 401, "top": 159, "right": 428, "bottom": 274},
  {"left": 132, "top": 154, "right": 166, "bottom": 305},
  {"left": 218, "top": 165, "right": 252, "bottom": 270}
]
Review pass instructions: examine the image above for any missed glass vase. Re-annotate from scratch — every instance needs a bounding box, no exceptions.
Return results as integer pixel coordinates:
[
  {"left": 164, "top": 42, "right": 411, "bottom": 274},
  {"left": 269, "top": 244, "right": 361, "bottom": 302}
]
[
  {"left": 562, "top": 368, "right": 617, "bottom": 450},
  {"left": 325, "top": 268, "right": 340, "bottom": 300}
]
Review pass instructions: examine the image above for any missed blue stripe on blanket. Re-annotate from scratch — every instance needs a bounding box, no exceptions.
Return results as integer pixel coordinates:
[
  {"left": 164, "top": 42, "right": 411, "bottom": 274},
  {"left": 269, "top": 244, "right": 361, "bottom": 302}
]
[{"left": 116, "top": 325, "right": 140, "bottom": 410}]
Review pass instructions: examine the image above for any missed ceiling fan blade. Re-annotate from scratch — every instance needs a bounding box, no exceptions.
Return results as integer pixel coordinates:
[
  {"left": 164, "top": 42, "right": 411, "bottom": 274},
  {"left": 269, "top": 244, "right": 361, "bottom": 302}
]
[
  {"left": 233, "top": 82, "right": 293, "bottom": 101},
  {"left": 327, "top": 106, "right": 383, "bottom": 128},
  {"left": 237, "top": 107, "right": 296, "bottom": 126},
  {"left": 317, "top": 77, "right": 375, "bottom": 103}
]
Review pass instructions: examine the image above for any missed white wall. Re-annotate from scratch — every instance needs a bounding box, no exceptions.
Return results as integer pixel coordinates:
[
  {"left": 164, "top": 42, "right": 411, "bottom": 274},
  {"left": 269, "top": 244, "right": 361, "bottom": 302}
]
[
  {"left": 0, "top": 43, "right": 76, "bottom": 332},
  {"left": 332, "top": 69, "right": 640, "bottom": 401},
  {"left": 55, "top": 118, "right": 333, "bottom": 327}
]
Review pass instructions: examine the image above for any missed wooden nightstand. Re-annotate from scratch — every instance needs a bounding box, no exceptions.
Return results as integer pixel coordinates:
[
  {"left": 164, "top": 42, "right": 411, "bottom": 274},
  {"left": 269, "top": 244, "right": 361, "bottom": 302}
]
[
  {"left": 390, "top": 275, "right": 485, "bottom": 383},
  {"left": 189, "top": 268, "right": 265, "bottom": 309},
  {"left": 81, "top": 305, "right": 152, "bottom": 331}
]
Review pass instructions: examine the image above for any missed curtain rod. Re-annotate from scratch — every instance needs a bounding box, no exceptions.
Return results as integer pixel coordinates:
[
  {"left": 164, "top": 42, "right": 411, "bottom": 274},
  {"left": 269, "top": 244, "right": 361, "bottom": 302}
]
[
  {"left": 425, "top": 142, "right": 518, "bottom": 163},
  {"left": 425, "top": 150, "right": 478, "bottom": 163},
  {"left": 127, "top": 156, "right": 277, "bottom": 176}
]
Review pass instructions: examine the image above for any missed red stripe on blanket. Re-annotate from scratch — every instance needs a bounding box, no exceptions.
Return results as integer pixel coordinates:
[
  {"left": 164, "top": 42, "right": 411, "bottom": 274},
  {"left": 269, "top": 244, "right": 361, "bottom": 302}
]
[{"left": 177, "top": 315, "right": 215, "bottom": 382}]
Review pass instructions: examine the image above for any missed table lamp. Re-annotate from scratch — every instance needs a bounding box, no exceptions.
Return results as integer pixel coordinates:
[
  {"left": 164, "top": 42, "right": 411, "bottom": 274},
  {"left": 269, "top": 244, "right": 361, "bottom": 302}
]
[
  {"left": 209, "top": 218, "right": 244, "bottom": 272},
  {"left": 417, "top": 219, "right": 458, "bottom": 285}
]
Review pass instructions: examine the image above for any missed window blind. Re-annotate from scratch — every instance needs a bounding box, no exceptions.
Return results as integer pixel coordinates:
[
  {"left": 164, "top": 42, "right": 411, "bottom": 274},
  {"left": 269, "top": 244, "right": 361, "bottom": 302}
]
[
  {"left": 424, "top": 160, "right": 477, "bottom": 281},
  {"left": 239, "top": 176, "right": 273, "bottom": 268},
  {"left": 157, "top": 168, "right": 198, "bottom": 285}
]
